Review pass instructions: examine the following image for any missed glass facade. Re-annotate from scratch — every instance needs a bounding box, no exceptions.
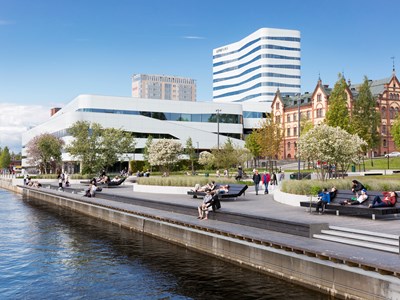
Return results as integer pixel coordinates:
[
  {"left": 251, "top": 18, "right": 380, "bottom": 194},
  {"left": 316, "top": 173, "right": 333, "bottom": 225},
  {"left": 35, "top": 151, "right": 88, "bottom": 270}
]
[{"left": 76, "top": 108, "right": 242, "bottom": 124}]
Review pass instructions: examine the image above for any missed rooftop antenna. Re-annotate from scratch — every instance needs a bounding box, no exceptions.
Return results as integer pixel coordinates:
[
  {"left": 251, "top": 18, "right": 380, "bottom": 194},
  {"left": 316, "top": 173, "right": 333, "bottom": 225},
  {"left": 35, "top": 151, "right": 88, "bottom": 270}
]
[{"left": 391, "top": 56, "right": 396, "bottom": 75}]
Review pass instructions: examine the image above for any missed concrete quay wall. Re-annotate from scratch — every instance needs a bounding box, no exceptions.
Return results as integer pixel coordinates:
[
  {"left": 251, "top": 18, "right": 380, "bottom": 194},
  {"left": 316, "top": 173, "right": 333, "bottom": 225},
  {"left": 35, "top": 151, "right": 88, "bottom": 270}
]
[{"left": 18, "top": 187, "right": 400, "bottom": 300}]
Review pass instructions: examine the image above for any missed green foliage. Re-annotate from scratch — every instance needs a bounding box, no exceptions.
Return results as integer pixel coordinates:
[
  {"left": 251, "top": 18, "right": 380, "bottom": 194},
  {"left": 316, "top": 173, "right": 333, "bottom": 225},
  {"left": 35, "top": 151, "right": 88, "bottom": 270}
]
[
  {"left": 185, "top": 137, "right": 197, "bottom": 174},
  {"left": 282, "top": 177, "right": 400, "bottom": 195},
  {"left": 0, "top": 146, "right": 11, "bottom": 169},
  {"left": 26, "top": 134, "right": 64, "bottom": 174},
  {"left": 245, "top": 132, "right": 261, "bottom": 164},
  {"left": 255, "top": 114, "right": 282, "bottom": 159},
  {"left": 136, "top": 175, "right": 238, "bottom": 187},
  {"left": 350, "top": 76, "right": 381, "bottom": 152},
  {"left": 325, "top": 73, "right": 351, "bottom": 132},
  {"left": 392, "top": 116, "right": 400, "bottom": 149},
  {"left": 66, "top": 121, "right": 136, "bottom": 175}
]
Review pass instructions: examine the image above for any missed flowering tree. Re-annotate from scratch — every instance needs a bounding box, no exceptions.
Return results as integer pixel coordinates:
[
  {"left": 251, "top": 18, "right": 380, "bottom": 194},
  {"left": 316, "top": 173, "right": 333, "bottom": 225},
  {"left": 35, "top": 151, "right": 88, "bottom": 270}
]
[
  {"left": 298, "top": 124, "right": 366, "bottom": 180},
  {"left": 26, "top": 133, "right": 64, "bottom": 174},
  {"left": 198, "top": 151, "right": 215, "bottom": 171},
  {"left": 148, "top": 139, "right": 183, "bottom": 173}
]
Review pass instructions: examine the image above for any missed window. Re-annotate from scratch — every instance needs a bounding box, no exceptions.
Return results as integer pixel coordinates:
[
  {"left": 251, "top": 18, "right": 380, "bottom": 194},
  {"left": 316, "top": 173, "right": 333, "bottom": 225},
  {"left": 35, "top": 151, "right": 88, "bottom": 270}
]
[
  {"left": 383, "top": 139, "right": 387, "bottom": 147},
  {"left": 306, "top": 111, "right": 310, "bottom": 119},
  {"left": 316, "top": 108, "right": 323, "bottom": 118},
  {"left": 293, "top": 127, "right": 297, "bottom": 136},
  {"left": 390, "top": 107, "right": 395, "bottom": 119},
  {"left": 287, "top": 142, "right": 291, "bottom": 150},
  {"left": 276, "top": 102, "right": 280, "bottom": 110},
  {"left": 275, "top": 116, "right": 281, "bottom": 124},
  {"left": 287, "top": 128, "right": 290, "bottom": 137},
  {"left": 293, "top": 113, "right": 297, "bottom": 122},
  {"left": 381, "top": 107, "right": 386, "bottom": 118},
  {"left": 287, "top": 115, "right": 291, "bottom": 123},
  {"left": 317, "top": 94, "right": 321, "bottom": 101},
  {"left": 382, "top": 125, "right": 387, "bottom": 134}
]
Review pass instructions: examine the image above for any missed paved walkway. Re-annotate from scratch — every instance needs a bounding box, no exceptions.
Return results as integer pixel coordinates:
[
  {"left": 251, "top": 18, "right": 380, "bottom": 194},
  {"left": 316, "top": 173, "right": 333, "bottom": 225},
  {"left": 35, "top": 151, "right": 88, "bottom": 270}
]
[
  {"left": 61, "top": 181, "right": 400, "bottom": 274},
  {"left": 84, "top": 182, "right": 400, "bottom": 235}
]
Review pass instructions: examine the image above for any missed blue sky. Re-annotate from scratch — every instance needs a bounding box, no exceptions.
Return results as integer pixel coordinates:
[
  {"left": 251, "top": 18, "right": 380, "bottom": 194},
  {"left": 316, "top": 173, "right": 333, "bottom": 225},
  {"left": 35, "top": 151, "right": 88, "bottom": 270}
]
[{"left": 0, "top": 0, "right": 399, "bottom": 152}]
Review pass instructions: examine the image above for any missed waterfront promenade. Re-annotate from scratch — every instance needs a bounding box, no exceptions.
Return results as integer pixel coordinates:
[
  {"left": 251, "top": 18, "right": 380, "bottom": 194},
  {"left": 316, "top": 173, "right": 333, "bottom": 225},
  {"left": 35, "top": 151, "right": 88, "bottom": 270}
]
[{"left": 2, "top": 177, "right": 400, "bottom": 299}]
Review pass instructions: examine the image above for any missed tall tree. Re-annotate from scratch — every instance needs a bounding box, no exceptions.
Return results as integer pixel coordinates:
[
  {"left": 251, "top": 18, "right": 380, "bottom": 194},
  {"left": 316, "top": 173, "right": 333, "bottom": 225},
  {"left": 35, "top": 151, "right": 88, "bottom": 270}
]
[
  {"left": 0, "top": 146, "right": 12, "bottom": 170},
  {"left": 245, "top": 131, "right": 261, "bottom": 167},
  {"left": 392, "top": 115, "right": 400, "bottom": 150},
  {"left": 255, "top": 115, "right": 282, "bottom": 159},
  {"left": 26, "top": 134, "right": 64, "bottom": 174},
  {"left": 325, "top": 73, "right": 351, "bottom": 132},
  {"left": 298, "top": 124, "right": 366, "bottom": 180},
  {"left": 185, "top": 137, "right": 197, "bottom": 174},
  {"left": 148, "top": 139, "right": 182, "bottom": 173},
  {"left": 66, "top": 121, "right": 104, "bottom": 174},
  {"left": 211, "top": 138, "right": 238, "bottom": 173},
  {"left": 351, "top": 76, "right": 381, "bottom": 158}
]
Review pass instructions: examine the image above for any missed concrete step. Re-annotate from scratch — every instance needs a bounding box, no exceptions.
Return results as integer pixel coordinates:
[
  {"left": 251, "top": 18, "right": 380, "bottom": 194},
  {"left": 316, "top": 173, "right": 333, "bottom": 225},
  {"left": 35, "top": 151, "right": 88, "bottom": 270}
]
[
  {"left": 313, "top": 234, "right": 399, "bottom": 253},
  {"left": 329, "top": 225, "right": 399, "bottom": 240},
  {"left": 320, "top": 230, "right": 399, "bottom": 246}
]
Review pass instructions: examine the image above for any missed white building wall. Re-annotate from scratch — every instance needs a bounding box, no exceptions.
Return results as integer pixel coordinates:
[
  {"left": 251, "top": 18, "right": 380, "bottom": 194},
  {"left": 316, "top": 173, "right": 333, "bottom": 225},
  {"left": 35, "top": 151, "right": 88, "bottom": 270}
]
[
  {"left": 212, "top": 28, "right": 301, "bottom": 112},
  {"left": 22, "top": 95, "right": 245, "bottom": 167}
]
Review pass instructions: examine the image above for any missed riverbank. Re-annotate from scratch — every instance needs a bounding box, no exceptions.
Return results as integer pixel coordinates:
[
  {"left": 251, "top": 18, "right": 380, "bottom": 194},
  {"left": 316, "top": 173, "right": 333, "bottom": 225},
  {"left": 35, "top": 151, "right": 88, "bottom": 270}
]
[{"left": 1, "top": 177, "right": 400, "bottom": 299}]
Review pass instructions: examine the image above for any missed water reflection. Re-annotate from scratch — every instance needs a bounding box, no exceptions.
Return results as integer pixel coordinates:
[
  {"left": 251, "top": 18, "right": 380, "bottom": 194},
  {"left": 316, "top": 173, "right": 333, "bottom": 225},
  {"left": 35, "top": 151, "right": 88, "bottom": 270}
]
[{"left": 0, "top": 190, "right": 333, "bottom": 299}]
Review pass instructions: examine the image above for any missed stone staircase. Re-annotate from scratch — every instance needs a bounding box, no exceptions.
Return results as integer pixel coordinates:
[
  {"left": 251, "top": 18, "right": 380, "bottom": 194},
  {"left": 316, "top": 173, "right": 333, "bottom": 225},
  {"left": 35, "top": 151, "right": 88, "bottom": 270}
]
[{"left": 313, "top": 225, "right": 400, "bottom": 254}]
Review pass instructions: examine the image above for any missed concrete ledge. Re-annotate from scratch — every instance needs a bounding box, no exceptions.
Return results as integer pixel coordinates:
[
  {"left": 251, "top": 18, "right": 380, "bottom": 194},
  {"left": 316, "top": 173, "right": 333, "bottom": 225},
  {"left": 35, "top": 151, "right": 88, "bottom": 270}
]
[
  {"left": 273, "top": 188, "right": 312, "bottom": 207},
  {"left": 21, "top": 187, "right": 400, "bottom": 299},
  {"left": 132, "top": 183, "right": 190, "bottom": 194}
]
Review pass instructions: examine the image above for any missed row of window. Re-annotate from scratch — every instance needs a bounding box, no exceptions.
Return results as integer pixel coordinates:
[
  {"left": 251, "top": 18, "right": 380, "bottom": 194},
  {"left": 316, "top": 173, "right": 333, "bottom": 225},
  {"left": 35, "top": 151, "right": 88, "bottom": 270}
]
[
  {"left": 232, "top": 93, "right": 276, "bottom": 103},
  {"left": 381, "top": 107, "right": 399, "bottom": 119},
  {"left": 213, "top": 36, "right": 300, "bottom": 59},
  {"left": 213, "top": 64, "right": 301, "bottom": 83},
  {"left": 213, "top": 44, "right": 300, "bottom": 67},
  {"left": 77, "top": 108, "right": 242, "bottom": 124},
  {"left": 213, "top": 72, "right": 301, "bottom": 91},
  {"left": 214, "top": 82, "right": 301, "bottom": 99},
  {"left": 213, "top": 54, "right": 300, "bottom": 76}
]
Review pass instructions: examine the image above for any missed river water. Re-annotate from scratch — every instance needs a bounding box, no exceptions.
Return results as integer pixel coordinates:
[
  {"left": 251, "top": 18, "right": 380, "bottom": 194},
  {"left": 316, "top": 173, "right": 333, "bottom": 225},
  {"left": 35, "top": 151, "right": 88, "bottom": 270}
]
[{"left": 0, "top": 188, "right": 332, "bottom": 299}]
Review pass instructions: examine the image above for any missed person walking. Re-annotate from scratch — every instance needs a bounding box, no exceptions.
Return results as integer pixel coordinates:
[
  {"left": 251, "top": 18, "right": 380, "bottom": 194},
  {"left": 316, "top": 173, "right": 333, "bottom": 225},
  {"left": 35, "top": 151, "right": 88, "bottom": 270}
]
[
  {"left": 261, "top": 171, "right": 270, "bottom": 194},
  {"left": 252, "top": 170, "right": 261, "bottom": 195}
]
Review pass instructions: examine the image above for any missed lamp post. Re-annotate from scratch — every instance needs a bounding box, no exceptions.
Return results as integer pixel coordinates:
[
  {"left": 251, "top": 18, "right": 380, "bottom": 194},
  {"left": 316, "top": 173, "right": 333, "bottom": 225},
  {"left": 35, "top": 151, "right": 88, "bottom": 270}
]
[
  {"left": 196, "top": 142, "right": 199, "bottom": 158},
  {"left": 216, "top": 109, "right": 221, "bottom": 150},
  {"left": 297, "top": 93, "right": 301, "bottom": 180}
]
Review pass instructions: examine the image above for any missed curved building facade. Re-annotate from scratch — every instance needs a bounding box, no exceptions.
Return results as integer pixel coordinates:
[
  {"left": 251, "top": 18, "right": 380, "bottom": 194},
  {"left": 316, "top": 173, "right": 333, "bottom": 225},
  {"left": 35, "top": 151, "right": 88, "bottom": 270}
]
[
  {"left": 212, "top": 28, "right": 301, "bottom": 112},
  {"left": 21, "top": 95, "right": 245, "bottom": 169}
]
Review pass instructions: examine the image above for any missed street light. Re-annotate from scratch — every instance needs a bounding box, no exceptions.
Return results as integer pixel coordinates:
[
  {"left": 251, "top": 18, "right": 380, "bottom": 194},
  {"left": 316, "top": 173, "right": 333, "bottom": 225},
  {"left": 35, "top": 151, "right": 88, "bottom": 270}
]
[
  {"left": 216, "top": 109, "right": 221, "bottom": 150},
  {"left": 297, "top": 93, "right": 301, "bottom": 180},
  {"left": 196, "top": 141, "right": 199, "bottom": 158}
]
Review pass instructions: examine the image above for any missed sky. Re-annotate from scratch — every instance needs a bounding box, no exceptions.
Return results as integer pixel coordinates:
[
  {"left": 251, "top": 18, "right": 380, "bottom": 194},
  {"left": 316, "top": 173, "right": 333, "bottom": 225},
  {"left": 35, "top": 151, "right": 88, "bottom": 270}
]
[{"left": 1, "top": 0, "right": 399, "bottom": 153}]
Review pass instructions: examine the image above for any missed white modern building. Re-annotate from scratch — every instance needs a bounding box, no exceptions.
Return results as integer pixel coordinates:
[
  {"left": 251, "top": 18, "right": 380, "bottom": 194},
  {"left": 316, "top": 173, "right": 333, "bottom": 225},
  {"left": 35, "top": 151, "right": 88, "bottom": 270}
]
[
  {"left": 21, "top": 94, "right": 245, "bottom": 170},
  {"left": 132, "top": 74, "right": 196, "bottom": 101},
  {"left": 212, "top": 28, "right": 301, "bottom": 118}
]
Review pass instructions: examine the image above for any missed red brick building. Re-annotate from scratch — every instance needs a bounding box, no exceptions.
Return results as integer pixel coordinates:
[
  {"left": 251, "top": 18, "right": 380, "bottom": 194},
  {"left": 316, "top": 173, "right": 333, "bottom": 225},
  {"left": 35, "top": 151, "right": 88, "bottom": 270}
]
[{"left": 271, "top": 72, "right": 400, "bottom": 159}]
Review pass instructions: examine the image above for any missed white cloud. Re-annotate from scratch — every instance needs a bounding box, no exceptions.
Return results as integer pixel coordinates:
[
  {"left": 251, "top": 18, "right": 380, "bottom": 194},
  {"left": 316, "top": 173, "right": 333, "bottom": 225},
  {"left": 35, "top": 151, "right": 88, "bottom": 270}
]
[
  {"left": 182, "top": 35, "right": 205, "bottom": 40},
  {"left": 0, "top": 103, "right": 50, "bottom": 153},
  {"left": 0, "top": 20, "right": 15, "bottom": 25}
]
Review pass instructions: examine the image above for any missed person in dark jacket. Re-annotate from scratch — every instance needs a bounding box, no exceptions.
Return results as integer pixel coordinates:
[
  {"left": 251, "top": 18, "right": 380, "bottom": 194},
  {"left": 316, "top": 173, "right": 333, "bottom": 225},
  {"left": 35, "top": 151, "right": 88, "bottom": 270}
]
[
  {"left": 351, "top": 180, "right": 365, "bottom": 193},
  {"left": 252, "top": 170, "right": 261, "bottom": 195}
]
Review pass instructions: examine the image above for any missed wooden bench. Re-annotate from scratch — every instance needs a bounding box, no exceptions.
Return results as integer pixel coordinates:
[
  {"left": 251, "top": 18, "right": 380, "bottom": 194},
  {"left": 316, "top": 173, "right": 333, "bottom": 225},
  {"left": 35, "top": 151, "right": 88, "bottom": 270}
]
[
  {"left": 187, "top": 183, "right": 248, "bottom": 200},
  {"left": 300, "top": 190, "right": 400, "bottom": 220}
]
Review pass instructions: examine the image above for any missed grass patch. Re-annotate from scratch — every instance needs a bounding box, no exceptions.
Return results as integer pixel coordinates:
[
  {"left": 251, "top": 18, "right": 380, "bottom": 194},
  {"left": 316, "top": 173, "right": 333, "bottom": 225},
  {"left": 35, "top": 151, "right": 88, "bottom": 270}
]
[
  {"left": 136, "top": 176, "right": 242, "bottom": 187},
  {"left": 282, "top": 175, "right": 400, "bottom": 195}
]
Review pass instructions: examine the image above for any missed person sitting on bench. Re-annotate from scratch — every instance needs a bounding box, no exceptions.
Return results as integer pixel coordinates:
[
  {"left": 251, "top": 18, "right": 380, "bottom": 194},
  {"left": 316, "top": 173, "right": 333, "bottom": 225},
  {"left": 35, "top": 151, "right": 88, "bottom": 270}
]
[
  {"left": 216, "top": 184, "right": 229, "bottom": 194},
  {"left": 341, "top": 189, "right": 368, "bottom": 205},
  {"left": 351, "top": 180, "right": 365, "bottom": 193},
  {"left": 193, "top": 181, "right": 215, "bottom": 192},
  {"left": 329, "top": 186, "right": 337, "bottom": 200},
  {"left": 197, "top": 191, "right": 214, "bottom": 220},
  {"left": 369, "top": 191, "right": 398, "bottom": 208},
  {"left": 316, "top": 188, "right": 330, "bottom": 213}
]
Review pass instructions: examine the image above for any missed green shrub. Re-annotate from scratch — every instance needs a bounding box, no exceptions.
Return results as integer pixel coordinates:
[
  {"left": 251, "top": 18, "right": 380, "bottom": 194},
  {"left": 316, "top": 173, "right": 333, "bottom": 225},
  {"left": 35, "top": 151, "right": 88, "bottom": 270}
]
[{"left": 136, "top": 176, "right": 239, "bottom": 187}]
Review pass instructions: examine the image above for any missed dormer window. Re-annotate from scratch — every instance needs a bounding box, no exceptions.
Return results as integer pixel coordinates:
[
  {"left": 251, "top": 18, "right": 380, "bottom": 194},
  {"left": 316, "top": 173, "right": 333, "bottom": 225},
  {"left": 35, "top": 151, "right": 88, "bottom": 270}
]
[
  {"left": 276, "top": 103, "right": 280, "bottom": 110},
  {"left": 317, "top": 94, "right": 321, "bottom": 101}
]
